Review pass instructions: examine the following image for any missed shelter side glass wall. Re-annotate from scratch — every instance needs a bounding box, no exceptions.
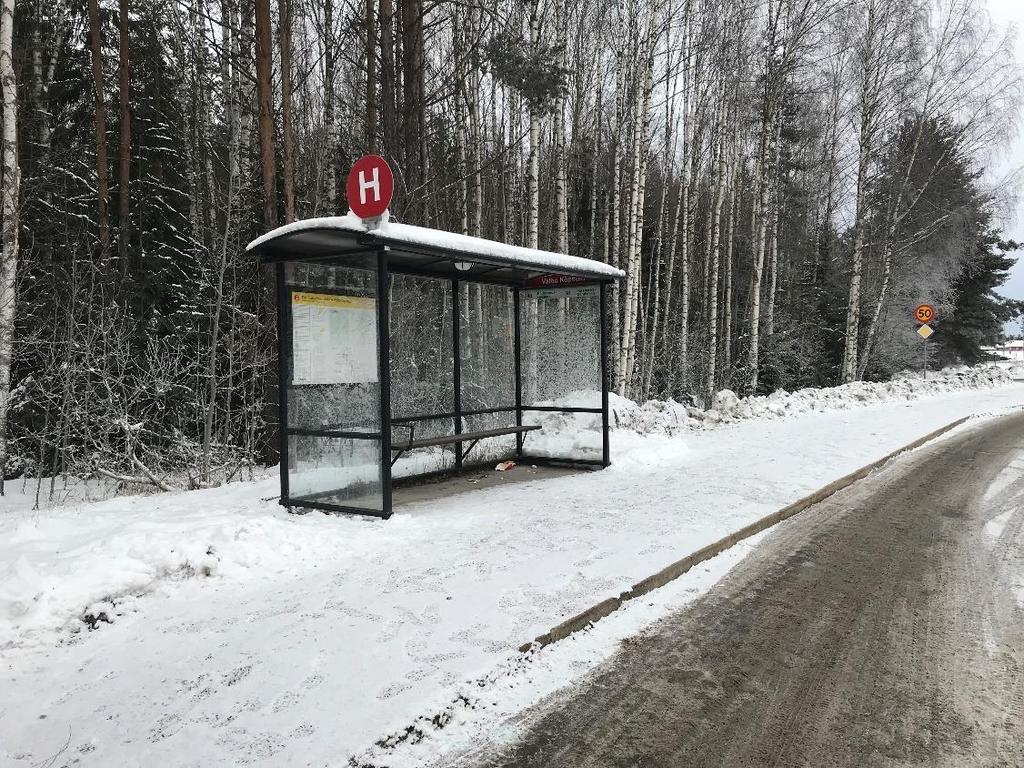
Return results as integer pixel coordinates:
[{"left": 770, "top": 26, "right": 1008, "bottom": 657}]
[
  {"left": 390, "top": 274, "right": 454, "bottom": 419},
  {"left": 460, "top": 283, "right": 517, "bottom": 463},
  {"left": 519, "top": 285, "right": 603, "bottom": 462},
  {"left": 283, "top": 259, "right": 384, "bottom": 511},
  {"left": 388, "top": 275, "right": 457, "bottom": 478},
  {"left": 460, "top": 284, "right": 516, "bottom": 411}
]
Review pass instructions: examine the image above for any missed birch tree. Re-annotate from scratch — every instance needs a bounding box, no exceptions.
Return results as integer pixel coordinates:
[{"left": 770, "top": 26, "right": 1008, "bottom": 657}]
[
  {"left": 840, "top": 0, "right": 920, "bottom": 382},
  {"left": 0, "top": 0, "right": 17, "bottom": 493}
]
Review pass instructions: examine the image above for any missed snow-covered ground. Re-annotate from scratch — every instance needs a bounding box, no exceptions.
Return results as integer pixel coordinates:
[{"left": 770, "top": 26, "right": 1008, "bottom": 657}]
[{"left": 1, "top": 370, "right": 1022, "bottom": 767}]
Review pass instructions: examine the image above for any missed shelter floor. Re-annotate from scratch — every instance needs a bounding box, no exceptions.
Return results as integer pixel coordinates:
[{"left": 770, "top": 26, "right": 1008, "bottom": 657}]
[{"left": 392, "top": 464, "right": 582, "bottom": 508}]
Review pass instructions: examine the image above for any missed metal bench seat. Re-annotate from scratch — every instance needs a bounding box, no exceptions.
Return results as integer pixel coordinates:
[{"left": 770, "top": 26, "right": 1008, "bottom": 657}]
[{"left": 391, "top": 424, "right": 540, "bottom": 465}]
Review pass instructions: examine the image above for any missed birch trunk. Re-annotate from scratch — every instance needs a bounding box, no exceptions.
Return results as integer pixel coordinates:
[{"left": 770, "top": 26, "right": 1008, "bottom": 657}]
[
  {"left": 526, "top": 1, "right": 540, "bottom": 249},
  {"left": 553, "top": 0, "right": 568, "bottom": 253},
  {"left": 619, "top": 35, "right": 654, "bottom": 398},
  {"left": 704, "top": 98, "right": 727, "bottom": 405},
  {"left": 746, "top": 101, "right": 774, "bottom": 394},
  {"left": 764, "top": 209, "right": 779, "bottom": 339},
  {"left": 641, "top": 30, "right": 679, "bottom": 399},
  {"left": 842, "top": 0, "right": 881, "bottom": 383},
  {"left": 660, "top": 0, "right": 690, "bottom": 364},
  {"left": 857, "top": 240, "right": 892, "bottom": 378},
  {"left": 763, "top": 112, "right": 783, "bottom": 340},
  {"left": 608, "top": 54, "right": 624, "bottom": 382},
  {"left": 841, "top": 135, "right": 870, "bottom": 383},
  {"left": 673, "top": 116, "right": 698, "bottom": 392},
  {"left": 0, "top": 0, "right": 17, "bottom": 495},
  {"left": 467, "top": 2, "right": 482, "bottom": 237},
  {"left": 723, "top": 155, "right": 738, "bottom": 374},
  {"left": 586, "top": 87, "right": 602, "bottom": 259}
]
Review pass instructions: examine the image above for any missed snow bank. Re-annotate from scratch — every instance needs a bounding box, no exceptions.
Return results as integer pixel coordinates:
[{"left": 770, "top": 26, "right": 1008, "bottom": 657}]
[
  {"left": 610, "top": 365, "right": 1012, "bottom": 435},
  {"left": 0, "top": 475, "right": 357, "bottom": 649}
]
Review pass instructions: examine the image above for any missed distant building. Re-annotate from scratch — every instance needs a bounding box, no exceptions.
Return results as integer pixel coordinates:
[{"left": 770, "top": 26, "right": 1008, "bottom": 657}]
[{"left": 982, "top": 340, "right": 1024, "bottom": 363}]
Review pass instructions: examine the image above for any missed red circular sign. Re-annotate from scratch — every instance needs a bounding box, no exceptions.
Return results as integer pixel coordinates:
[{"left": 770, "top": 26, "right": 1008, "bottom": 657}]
[
  {"left": 346, "top": 155, "right": 393, "bottom": 219},
  {"left": 914, "top": 303, "right": 936, "bottom": 324}
]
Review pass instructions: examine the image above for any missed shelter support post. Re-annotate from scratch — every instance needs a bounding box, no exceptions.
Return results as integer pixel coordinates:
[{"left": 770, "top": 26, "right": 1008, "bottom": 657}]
[
  {"left": 276, "top": 262, "right": 290, "bottom": 501},
  {"left": 377, "top": 248, "right": 394, "bottom": 517},
  {"left": 600, "top": 281, "right": 610, "bottom": 467},
  {"left": 513, "top": 287, "right": 524, "bottom": 459},
  {"left": 452, "top": 278, "right": 463, "bottom": 472}
]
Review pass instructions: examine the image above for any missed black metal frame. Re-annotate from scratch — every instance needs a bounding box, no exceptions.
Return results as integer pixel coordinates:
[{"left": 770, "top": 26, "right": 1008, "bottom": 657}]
[{"left": 272, "top": 245, "right": 615, "bottom": 519}]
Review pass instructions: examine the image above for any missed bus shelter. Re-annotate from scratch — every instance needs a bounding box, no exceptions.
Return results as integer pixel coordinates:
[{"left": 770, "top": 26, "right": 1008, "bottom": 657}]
[{"left": 247, "top": 214, "right": 624, "bottom": 518}]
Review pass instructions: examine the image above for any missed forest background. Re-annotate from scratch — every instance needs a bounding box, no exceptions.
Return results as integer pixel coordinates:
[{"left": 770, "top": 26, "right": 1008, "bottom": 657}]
[{"left": 0, "top": 0, "right": 1022, "bottom": 492}]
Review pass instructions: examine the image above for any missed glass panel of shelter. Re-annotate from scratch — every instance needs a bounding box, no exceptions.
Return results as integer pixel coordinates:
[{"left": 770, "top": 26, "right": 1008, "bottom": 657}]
[
  {"left": 282, "top": 258, "right": 385, "bottom": 512},
  {"left": 388, "top": 274, "right": 456, "bottom": 479},
  {"left": 387, "top": 274, "right": 522, "bottom": 473},
  {"left": 458, "top": 283, "right": 519, "bottom": 464},
  {"left": 519, "top": 284, "right": 603, "bottom": 462}
]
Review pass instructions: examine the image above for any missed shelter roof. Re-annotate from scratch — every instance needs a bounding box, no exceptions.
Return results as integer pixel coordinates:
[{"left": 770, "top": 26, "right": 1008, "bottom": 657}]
[{"left": 246, "top": 213, "right": 624, "bottom": 284}]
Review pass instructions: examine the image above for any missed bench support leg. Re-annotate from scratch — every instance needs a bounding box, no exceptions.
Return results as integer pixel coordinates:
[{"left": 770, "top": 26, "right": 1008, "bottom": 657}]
[{"left": 459, "top": 439, "right": 482, "bottom": 464}]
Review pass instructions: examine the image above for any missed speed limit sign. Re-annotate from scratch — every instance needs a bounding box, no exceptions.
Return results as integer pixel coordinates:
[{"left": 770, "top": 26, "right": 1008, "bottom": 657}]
[{"left": 914, "top": 304, "right": 936, "bottom": 324}]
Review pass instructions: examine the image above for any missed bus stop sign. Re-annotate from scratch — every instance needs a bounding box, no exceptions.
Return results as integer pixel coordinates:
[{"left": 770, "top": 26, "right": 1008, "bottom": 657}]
[{"left": 347, "top": 155, "right": 393, "bottom": 220}]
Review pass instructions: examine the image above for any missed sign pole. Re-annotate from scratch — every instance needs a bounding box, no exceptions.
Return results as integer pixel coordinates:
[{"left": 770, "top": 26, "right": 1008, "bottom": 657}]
[{"left": 914, "top": 303, "right": 936, "bottom": 382}]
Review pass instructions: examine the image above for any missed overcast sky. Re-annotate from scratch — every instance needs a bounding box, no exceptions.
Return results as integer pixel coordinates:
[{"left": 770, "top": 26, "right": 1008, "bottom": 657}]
[{"left": 985, "top": 0, "right": 1024, "bottom": 328}]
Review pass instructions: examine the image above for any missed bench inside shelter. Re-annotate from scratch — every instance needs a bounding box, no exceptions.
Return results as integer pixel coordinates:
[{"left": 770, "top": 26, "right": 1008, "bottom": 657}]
[
  {"left": 390, "top": 424, "right": 541, "bottom": 466},
  {"left": 247, "top": 213, "right": 624, "bottom": 519}
]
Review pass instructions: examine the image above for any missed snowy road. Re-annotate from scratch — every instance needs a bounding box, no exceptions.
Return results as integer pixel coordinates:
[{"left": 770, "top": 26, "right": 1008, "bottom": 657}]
[
  {"left": 2, "top": 380, "right": 1023, "bottom": 766},
  {"left": 459, "top": 411, "right": 1024, "bottom": 768}
]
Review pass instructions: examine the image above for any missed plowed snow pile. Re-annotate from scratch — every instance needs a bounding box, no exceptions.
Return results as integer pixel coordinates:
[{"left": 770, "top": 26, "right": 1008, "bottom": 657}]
[{"left": 610, "top": 365, "right": 1012, "bottom": 434}]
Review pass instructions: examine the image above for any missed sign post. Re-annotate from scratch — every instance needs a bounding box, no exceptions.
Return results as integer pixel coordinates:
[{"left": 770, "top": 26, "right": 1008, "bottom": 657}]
[{"left": 914, "top": 304, "right": 936, "bottom": 381}]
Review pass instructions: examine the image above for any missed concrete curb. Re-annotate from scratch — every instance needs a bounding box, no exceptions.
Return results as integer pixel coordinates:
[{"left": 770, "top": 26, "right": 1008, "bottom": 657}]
[{"left": 519, "top": 415, "right": 971, "bottom": 653}]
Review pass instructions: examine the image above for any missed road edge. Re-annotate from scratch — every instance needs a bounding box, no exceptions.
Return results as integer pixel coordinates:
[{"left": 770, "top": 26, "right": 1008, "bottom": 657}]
[{"left": 518, "top": 415, "right": 972, "bottom": 653}]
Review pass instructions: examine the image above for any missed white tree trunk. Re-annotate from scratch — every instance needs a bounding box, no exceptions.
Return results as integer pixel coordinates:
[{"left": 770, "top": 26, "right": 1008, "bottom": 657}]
[
  {"left": 842, "top": 0, "right": 880, "bottom": 383},
  {"left": 618, "top": 33, "right": 654, "bottom": 398},
  {"left": 526, "top": 2, "right": 540, "bottom": 250},
  {"left": 723, "top": 153, "right": 738, "bottom": 374},
  {"left": 704, "top": 95, "right": 728, "bottom": 404},
  {"left": 554, "top": 0, "right": 568, "bottom": 253},
  {"left": 0, "top": 0, "right": 18, "bottom": 494},
  {"left": 747, "top": 93, "right": 777, "bottom": 394}
]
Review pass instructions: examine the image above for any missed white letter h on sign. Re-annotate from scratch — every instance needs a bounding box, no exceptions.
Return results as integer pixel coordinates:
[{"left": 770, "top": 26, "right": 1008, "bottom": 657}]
[{"left": 359, "top": 167, "right": 380, "bottom": 205}]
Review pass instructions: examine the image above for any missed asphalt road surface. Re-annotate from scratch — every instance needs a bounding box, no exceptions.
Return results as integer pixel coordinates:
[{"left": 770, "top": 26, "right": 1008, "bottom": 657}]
[{"left": 462, "top": 412, "right": 1024, "bottom": 768}]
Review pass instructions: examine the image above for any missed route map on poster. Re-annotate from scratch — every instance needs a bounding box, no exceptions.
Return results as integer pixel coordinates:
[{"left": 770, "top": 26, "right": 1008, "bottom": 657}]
[{"left": 291, "top": 291, "right": 378, "bottom": 385}]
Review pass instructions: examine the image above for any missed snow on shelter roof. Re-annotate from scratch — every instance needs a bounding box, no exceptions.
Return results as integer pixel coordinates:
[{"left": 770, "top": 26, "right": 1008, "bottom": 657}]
[{"left": 246, "top": 213, "right": 625, "bottom": 283}]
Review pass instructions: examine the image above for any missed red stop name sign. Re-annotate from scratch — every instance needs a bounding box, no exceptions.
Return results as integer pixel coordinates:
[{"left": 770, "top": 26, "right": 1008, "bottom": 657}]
[
  {"left": 347, "top": 155, "right": 393, "bottom": 220},
  {"left": 526, "top": 274, "right": 590, "bottom": 288}
]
